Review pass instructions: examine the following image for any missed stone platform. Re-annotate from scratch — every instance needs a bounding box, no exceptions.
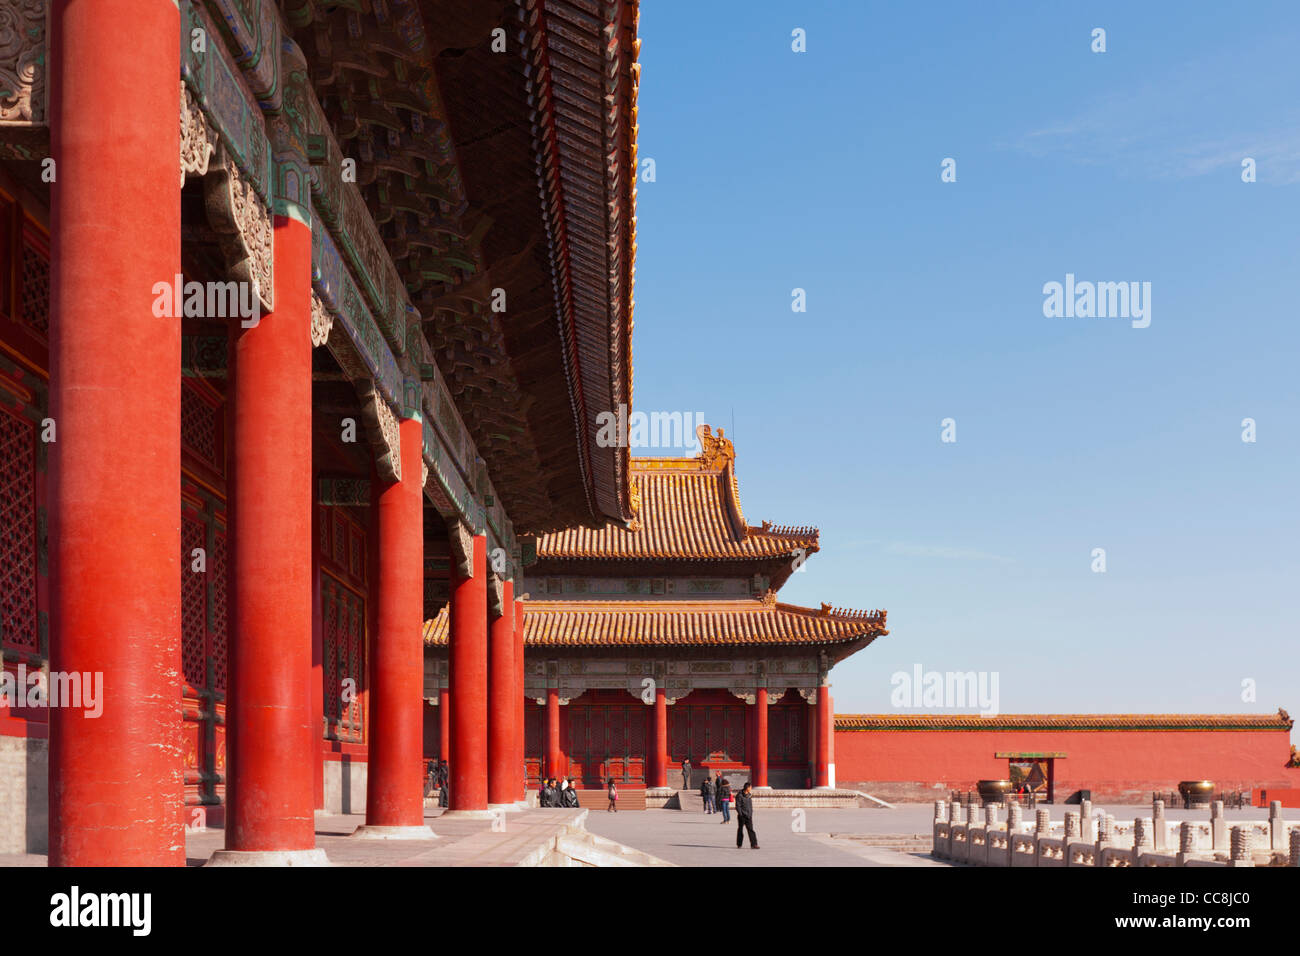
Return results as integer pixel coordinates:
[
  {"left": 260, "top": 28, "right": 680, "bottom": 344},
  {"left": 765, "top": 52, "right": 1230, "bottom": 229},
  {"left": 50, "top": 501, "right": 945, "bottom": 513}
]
[{"left": 647, "top": 787, "right": 868, "bottom": 810}]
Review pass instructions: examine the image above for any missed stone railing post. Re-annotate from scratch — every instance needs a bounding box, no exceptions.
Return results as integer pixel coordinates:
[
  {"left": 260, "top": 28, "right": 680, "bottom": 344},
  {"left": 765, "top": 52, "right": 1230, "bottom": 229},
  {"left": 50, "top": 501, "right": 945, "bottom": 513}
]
[
  {"left": 1178, "top": 821, "right": 1195, "bottom": 865},
  {"left": 1230, "top": 825, "right": 1254, "bottom": 867},
  {"left": 934, "top": 799, "right": 948, "bottom": 824},
  {"left": 1035, "top": 808, "right": 1050, "bottom": 837},
  {"left": 1152, "top": 799, "right": 1166, "bottom": 851},
  {"left": 1064, "top": 810, "right": 1080, "bottom": 842},
  {"left": 1134, "top": 817, "right": 1152, "bottom": 853},
  {"left": 1210, "top": 800, "right": 1226, "bottom": 851}
]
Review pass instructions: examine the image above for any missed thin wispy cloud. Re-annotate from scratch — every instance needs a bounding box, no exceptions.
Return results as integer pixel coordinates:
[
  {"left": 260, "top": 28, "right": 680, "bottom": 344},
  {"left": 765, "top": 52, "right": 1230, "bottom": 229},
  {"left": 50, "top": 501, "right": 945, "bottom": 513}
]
[{"left": 1007, "top": 43, "right": 1300, "bottom": 184}]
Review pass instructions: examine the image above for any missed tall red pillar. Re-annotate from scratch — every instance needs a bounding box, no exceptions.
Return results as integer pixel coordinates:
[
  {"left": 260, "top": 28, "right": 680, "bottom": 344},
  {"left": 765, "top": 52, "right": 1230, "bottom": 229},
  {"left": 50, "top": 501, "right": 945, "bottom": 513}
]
[
  {"left": 439, "top": 685, "right": 450, "bottom": 761},
  {"left": 815, "top": 684, "right": 831, "bottom": 788},
  {"left": 449, "top": 533, "right": 489, "bottom": 812},
  {"left": 545, "top": 687, "right": 561, "bottom": 780},
  {"left": 359, "top": 416, "right": 431, "bottom": 835},
  {"left": 48, "top": 0, "right": 182, "bottom": 866},
  {"left": 753, "top": 688, "right": 769, "bottom": 788},
  {"left": 649, "top": 686, "right": 668, "bottom": 788},
  {"left": 217, "top": 213, "right": 321, "bottom": 861},
  {"left": 488, "top": 580, "right": 516, "bottom": 807},
  {"left": 514, "top": 598, "right": 526, "bottom": 801}
]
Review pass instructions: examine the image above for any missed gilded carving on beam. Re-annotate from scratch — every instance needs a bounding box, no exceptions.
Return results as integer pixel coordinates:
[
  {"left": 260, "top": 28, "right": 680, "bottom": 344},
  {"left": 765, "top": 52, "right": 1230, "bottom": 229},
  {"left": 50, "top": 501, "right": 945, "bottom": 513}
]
[
  {"left": 0, "top": 0, "right": 45, "bottom": 125},
  {"left": 180, "top": 83, "right": 216, "bottom": 187},
  {"left": 204, "top": 145, "right": 274, "bottom": 313},
  {"left": 310, "top": 292, "right": 333, "bottom": 347}
]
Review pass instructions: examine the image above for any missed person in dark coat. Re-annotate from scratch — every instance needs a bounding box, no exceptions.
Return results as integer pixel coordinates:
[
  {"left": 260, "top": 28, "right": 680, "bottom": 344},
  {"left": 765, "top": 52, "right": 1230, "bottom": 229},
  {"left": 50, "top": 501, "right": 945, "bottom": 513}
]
[
  {"left": 717, "top": 777, "right": 732, "bottom": 824},
  {"left": 541, "top": 778, "right": 557, "bottom": 807},
  {"left": 437, "top": 760, "right": 449, "bottom": 807},
  {"left": 734, "top": 782, "right": 758, "bottom": 849},
  {"left": 563, "top": 779, "right": 580, "bottom": 808},
  {"left": 681, "top": 757, "right": 692, "bottom": 790},
  {"left": 700, "top": 774, "right": 715, "bottom": 813}
]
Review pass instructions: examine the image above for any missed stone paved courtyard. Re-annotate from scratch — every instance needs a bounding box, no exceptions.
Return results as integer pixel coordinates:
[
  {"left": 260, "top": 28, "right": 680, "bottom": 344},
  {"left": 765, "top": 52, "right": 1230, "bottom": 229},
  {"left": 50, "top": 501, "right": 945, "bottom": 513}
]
[{"left": 0, "top": 802, "right": 1278, "bottom": 867}]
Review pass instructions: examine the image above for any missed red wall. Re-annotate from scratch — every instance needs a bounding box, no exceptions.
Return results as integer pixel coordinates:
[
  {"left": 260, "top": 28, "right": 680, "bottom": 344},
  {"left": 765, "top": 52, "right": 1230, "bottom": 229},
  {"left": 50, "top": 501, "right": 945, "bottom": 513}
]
[{"left": 836, "top": 727, "right": 1300, "bottom": 804}]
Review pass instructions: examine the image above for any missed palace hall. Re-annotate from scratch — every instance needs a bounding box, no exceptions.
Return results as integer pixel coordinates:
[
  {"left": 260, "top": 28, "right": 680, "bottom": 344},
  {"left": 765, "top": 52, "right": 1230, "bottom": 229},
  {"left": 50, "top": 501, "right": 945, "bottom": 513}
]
[{"left": 0, "top": 0, "right": 1296, "bottom": 866}]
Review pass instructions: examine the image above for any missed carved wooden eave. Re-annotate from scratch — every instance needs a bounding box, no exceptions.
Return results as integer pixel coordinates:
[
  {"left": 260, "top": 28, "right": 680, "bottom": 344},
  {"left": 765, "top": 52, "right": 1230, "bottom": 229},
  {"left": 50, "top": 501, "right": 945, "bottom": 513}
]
[
  {"left": 447, "top": 517, "right": 475, "bottom": 580},
  {"left": 203, "top": 145, "right": 275, "bottom": 314},
  {"left": 356, "top": 379, "right": 401, "bottom": 484},
  {"left": 310, "top": 291, "right": 333, "bottom": 347},
  {"left": 0, "top": 0, "right": 48, "bottom": 162},
  {"left": 487, "top": 570, "right": 505, "bottom": 618},
  {"left": 180, "top": 82, "right": 216, "bottom": 187}
]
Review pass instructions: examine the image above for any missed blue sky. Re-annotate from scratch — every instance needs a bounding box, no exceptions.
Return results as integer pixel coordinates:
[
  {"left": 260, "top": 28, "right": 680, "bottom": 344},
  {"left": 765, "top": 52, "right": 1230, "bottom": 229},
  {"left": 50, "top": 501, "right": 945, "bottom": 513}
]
[{"left": 629, "top": 1, "right": 1300, "bottom": 726}]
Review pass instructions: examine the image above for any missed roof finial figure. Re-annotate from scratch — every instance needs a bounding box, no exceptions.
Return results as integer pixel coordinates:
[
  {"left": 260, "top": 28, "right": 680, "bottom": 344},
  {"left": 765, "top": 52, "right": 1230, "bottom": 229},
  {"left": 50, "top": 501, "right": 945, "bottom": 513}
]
[{"left": 696, "top": 423, "right": 736, "bottom": 469}]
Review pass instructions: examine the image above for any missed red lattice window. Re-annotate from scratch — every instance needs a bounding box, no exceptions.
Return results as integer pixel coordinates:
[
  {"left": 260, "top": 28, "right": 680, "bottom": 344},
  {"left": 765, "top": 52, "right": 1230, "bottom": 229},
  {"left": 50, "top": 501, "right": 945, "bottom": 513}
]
[
  {"left": 0, "top": 409, "right": 37, "bottom": 651},
  {"left": 770, "top": 705, "right": 805, "bottom": 763},
  {"left": 211, "top": 531, "right": 228, "bottom": 693},
  {"left": 323, "top": 573, "right": 365, "bottom": 743},
  {"left": 181, "top": 516, "right": 207, "bottom": 686},
  {"left": 19, "top": 239, "right": 49, "bottom": 336},
  {"left": 181, "top": 384, "right": 219, "bottom": 470},
  {"left": 669, "top": 707, "right": 688, "bottom": 759}
]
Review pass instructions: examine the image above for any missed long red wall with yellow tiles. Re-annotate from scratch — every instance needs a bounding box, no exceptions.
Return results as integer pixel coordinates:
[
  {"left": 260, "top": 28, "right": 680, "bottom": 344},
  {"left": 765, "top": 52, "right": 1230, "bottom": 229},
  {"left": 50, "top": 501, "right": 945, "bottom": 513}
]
[{"left": 835, "top": 726, "right": 1300, "bottom": 804}]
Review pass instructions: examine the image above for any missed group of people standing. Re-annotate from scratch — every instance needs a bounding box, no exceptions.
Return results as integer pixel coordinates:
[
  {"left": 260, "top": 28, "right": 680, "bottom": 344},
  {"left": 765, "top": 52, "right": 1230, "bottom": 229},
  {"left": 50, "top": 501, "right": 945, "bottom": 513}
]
[
  {"left": 426, "top": 759, "right": 449, "bottom": 808},
  {"left": 538, "top": 777, "right": 582, "bottom": 808},
  {"left": 686, "top": 759, "right": 759, "bottom": 849}
]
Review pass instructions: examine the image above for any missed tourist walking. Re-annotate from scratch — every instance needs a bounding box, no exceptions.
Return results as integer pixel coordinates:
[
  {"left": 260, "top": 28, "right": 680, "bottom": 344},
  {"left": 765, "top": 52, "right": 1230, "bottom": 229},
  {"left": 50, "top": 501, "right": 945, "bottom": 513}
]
[
  {"left": 734, "top": 782, "right": 758, "bottom": 849},
  {"left": 563, "top": 778, "right": 580, "bottom": 808},
  {"left": 681, "top": 757, "right": 691, "bottom": 790},
  {"left": 700, "top": 773, "right": 715, "bottom": 813},
  {"left": 607, "top": 778, "right": 618, "bottom": 812},
  {"left": 437, "top": 759, "right": 449, "bottom": 807},
  {"left": 717, "top": 777, "right": 732, "bottom": 823}
]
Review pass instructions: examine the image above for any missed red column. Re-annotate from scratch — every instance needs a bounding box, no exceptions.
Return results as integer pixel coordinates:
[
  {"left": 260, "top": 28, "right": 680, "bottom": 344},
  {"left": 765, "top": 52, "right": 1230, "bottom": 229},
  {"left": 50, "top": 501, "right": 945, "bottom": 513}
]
[
  {"left": 488, "top": 580, "right": 515, "bottom": 806},
  {"left": 806, "top": 699, "right": 817, "bottom": 789},
  {"left": 754, "top": 688, "right": 769, "bottom": 788},
  {"left": 311, "top": 499, "right": 325, "bottom": 809},
  {"left": 827, "top": 691, "right": 836, "bottom": 789},
  {"left": 439, "top": 685, "right": 450, "bottom": 760},
  {"left": 649, "top": 687, "right": 668, "bottom": 788},
  {"left": 449, "top": 534, "right": 488, "bottom": 810},
  {"left": 363, "top": 417, "right": 426, "bottom": 830},
  {"left": 545, "top": 686, "right": 561, "bottom": 780},
  {"left": 514, "top": 598, "right": 526, "bottom": 801},
  {"left": 815, "top": 684, "right": 831, "bottom": 788},
  {"left": 48, "top": 0, "right": 182, "bottom": 866},
  {"left": 224, "top": 214, "right": 316, "bottom": 853}
]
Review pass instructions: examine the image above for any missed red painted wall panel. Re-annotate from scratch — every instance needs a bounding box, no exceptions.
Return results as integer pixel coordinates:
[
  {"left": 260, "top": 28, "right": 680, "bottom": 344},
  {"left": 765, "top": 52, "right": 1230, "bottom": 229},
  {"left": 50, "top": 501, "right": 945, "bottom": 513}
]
[{"left": 835, "top": 726, "right": 1300, "bottom": 803}]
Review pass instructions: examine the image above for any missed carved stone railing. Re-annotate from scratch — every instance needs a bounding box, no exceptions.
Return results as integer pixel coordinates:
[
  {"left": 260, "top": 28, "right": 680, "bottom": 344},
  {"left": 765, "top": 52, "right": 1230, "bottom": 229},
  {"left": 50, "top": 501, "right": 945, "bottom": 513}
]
[{"left": 930, "top": 798, "right": 1300, "bottom": 867}]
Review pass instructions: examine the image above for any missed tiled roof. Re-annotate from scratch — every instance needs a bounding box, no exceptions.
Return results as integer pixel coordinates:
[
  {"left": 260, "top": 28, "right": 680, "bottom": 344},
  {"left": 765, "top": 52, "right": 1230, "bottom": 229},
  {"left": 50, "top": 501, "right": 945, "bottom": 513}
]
[
  {"left": 423, "top": 599, "right": 886, "bottom": 648},
  {"left": 536, "top": 427, "right": 819, "bottom": 561},
  {"left": 834, "top": 711, "right": 1295, "bottom": 732}
]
